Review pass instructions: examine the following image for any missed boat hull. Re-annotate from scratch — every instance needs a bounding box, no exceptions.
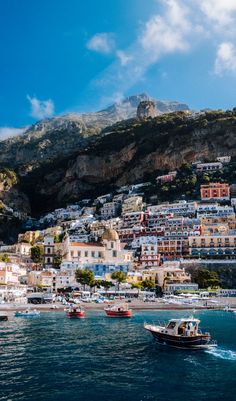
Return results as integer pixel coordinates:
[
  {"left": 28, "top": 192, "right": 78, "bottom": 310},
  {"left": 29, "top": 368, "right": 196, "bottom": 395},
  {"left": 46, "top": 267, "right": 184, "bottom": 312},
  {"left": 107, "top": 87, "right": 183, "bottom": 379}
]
[
  {"left": 67, "top": 311, "right": 85, "bottom": 318},
  {"left": 15, "top": 312, "right": 40, "bottom": 317},
  {"left": 146, "top": 329, "right": 211, "bottom": 349},
  {"left": 105, "top": 309, "right": 132, "bottom": 318}
]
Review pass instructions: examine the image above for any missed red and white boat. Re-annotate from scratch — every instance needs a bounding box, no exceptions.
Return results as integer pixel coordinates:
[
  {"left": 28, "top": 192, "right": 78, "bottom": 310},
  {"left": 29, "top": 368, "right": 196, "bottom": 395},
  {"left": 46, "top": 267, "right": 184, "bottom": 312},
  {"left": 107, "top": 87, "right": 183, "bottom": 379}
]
[
  {"left": 66, "top": 306, "right": 85, "bottom": 319},
  {"left": 104, "top": 303, "right": 132, "bottom": 318}
]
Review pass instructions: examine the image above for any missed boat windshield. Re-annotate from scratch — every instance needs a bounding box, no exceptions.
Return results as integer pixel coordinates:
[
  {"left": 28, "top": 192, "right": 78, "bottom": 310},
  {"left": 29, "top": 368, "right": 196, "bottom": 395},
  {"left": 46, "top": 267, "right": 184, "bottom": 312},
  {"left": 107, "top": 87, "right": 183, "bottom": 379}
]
[{"left": 167, "top": 321, "right": 176, "bottom": 329}]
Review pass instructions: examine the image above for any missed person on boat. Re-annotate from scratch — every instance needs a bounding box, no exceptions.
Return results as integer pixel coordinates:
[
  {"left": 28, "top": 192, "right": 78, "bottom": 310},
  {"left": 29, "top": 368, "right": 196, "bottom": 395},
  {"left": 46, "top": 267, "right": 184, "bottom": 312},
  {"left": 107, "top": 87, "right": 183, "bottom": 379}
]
[{"left": 186, "top": 322, "right": 194, "bottom": 336}]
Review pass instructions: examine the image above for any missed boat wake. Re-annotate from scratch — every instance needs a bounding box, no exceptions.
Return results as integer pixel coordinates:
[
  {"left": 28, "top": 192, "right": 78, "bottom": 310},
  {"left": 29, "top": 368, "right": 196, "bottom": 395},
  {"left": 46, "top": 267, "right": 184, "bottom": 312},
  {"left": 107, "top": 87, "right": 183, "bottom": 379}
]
[{"left": 205, "top": 347, "right": 236, "bottom": 361}]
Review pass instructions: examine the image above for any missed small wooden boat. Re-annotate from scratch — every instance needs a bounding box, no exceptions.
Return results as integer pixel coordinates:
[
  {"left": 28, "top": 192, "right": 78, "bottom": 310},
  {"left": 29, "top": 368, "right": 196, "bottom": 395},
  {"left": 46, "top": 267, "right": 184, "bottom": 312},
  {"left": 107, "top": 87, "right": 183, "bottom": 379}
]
[
  {"left": 15, "top": 309, "right": 40, "bottom": 317},
  {"left": 66, "top": 306, "right": 85, "bottom": 318},
  {"left": 144, "top": 317, "right": 216, "bottom": 349},
  {"left": 104, "top": 303, "right": 132, "bottom": 318},
  {"left": 0, "top": 313, "right": 8, "bottom": 321}
]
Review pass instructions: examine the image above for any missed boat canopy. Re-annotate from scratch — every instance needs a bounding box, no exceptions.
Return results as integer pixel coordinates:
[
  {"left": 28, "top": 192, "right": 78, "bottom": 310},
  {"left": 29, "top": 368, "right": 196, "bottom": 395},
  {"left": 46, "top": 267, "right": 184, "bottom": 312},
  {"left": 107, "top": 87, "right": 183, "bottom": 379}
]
[{"left": 168, "top": 318, "right": 200, "bottom": 324}]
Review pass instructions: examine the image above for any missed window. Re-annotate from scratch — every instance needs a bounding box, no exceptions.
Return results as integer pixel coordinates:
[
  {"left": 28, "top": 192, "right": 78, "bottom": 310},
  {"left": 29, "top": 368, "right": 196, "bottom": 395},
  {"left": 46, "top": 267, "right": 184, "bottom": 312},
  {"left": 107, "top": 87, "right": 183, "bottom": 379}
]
[
  {"left": 111, "top": 242, "right": 114, "bottom": 249},
  {"left": 98, "top": 252, "right": 102, "bottom": 258},
  {"left": 112, "top": 250, "right": 117, "bottom": 257},
  {"left": 47, "top": 248, "right": 51, "bottom": 254},
  {"left": 77, "top": 251, "right": 81, "bottom": 257},
  {"left": 85, "top": 251, "right": 88, "bottom": 257},
  {"left": 92, "top": 251, "right": 95, "bottom": 257},
  {"left": 167, "top": 321, "right": 176, "bottom": 329},
  {"left": 71, "top": 251, "right": 74, "bottom": 257},
  {"left": 47, "top": 258, "right": 51, "bottom": 263}
]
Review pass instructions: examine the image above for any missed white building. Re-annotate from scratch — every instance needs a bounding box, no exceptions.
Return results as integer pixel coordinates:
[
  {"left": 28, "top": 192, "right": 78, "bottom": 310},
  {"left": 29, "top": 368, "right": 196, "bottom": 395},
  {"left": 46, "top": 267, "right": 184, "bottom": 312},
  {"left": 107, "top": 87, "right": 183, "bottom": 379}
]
[
  {"left": 17, "top": 242, "right": 32, "bottom": 256},
  {"left": 0, "top": 262, "right": 26, "bottom": 286},
  {"left": 196, "top": 162, "right": 223, "bottom": 172},
  {"left": 197, "top": 204, "right": 235, "bottom": 218},
  {"left": 100, "top": 202, "right": 121, "bottom": 220},
  {"left": 44, "top": 235, "right": 55, "bottom": 268},
  {"left": 131, "top": 235, "right": 158, "bottom": 249},
  {"left": 63, "top": 229, "right": 133, "bottom": 267},
  {"left": 147, "top": 201, "right": 197, "bottom": 217},
  {"left": 140, "top": 243, "right": 161, "bottom": 268},
  {"left": 216, "top": 156, "right": 231, "bottom": 164},
  {"left": 27, "top": 270, "right": 54, "bottom": 289},
  {"left": 122, "top": 196, "right": 143, "bottom": 214},
  {"left": 54, "top": 270, "right": 77, "bottom": 291}
]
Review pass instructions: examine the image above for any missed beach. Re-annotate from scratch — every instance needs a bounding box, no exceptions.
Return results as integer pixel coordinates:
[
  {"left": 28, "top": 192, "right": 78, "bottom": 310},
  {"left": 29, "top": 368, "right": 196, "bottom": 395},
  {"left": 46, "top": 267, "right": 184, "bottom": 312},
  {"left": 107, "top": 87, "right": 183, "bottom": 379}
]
[{"left": 1, "top": 297, "right": 236, "bottom": 312}]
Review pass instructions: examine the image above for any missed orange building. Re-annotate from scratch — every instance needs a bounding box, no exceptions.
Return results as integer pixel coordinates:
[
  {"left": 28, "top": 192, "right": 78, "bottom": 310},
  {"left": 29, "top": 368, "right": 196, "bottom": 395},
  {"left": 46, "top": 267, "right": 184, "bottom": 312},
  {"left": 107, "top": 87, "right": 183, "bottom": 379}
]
[{"left": 200, "top": 183, "right": 230, "bottom": 201}]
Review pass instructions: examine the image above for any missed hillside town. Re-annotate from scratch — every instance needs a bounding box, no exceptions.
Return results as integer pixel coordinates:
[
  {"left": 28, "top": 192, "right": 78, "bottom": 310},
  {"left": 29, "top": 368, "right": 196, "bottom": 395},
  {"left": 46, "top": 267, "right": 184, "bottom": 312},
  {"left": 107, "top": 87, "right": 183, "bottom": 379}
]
[{"left": 1, "top": 156, "right": 236, "bottom": 303}]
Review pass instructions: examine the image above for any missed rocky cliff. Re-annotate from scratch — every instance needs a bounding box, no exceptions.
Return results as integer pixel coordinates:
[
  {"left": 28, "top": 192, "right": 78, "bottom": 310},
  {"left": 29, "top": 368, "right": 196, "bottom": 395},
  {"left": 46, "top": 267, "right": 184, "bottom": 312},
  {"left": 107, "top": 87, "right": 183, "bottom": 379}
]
[
  {"left": 0, "top": 94, "right": 189, "bottom": 173},
  {"left": 137, "top": 100, "right": 157, "bottom": 118},
  {"left": 18, "top": 109, "right": 236, "bottom": 215}
]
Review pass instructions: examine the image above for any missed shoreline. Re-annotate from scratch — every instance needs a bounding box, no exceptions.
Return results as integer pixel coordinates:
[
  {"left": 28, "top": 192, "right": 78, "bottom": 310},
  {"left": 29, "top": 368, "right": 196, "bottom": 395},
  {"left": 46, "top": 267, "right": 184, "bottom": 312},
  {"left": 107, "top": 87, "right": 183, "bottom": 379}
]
[{"left": 1, "top": 300, "right": 236, "bottom": 313}]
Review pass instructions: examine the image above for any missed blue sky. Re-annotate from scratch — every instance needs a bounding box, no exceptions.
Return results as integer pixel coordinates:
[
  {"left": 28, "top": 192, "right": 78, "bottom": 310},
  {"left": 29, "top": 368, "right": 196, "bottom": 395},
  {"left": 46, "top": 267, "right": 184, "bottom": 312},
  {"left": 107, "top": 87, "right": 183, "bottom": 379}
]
[{"left": 1, "top": 0, "right": 236, "bottom": 138}]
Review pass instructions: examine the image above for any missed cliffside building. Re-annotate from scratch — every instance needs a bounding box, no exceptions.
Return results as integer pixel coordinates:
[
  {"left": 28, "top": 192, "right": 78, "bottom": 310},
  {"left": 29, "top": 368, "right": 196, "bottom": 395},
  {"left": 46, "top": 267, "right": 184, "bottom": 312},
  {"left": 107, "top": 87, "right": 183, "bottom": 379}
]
[{"left": 200, "top": 183, "right": 230, "bottom": 201}]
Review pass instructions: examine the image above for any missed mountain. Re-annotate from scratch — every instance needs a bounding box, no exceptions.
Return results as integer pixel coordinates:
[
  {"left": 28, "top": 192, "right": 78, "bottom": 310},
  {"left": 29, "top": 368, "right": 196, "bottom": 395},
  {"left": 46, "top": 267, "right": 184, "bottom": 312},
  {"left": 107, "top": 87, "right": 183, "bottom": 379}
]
[
  {"left": 95, "top": 93, "right": 189, "bottom": 121},
  {"left": 0, "top": 94, "right": 189, "bottom": 173},
  {"left": 19, "top": 109, "right": 236, "bottom": 215},
  {"left": 1, "top": 105, "right": 236, "bottom": 243}
]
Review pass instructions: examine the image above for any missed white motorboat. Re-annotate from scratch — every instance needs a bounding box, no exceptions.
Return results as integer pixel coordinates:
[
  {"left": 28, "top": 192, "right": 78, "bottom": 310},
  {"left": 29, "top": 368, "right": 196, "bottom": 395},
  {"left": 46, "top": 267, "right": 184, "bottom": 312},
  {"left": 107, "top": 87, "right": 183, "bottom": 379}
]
[{"left": 144, "top": 317, "right": 217, "bottom": 349}]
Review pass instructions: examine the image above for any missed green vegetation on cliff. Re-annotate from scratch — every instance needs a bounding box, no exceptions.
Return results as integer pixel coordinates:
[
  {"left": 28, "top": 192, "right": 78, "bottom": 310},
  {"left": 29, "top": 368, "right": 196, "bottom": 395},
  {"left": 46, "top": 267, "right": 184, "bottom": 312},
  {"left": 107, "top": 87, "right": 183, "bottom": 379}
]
[{"left": 2, "top": 109, "right": 236, "bottom": 217}]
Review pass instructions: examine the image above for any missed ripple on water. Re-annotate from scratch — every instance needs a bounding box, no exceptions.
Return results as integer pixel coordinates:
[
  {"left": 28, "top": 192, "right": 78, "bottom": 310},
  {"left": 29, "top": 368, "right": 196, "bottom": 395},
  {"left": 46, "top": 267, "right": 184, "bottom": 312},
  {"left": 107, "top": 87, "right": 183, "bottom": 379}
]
[
  {"left": 205, "top": 347, "right": 236, "bottom": 361},
  {"left": 0, "top": 311, "right": 236, "bottom": 401}
]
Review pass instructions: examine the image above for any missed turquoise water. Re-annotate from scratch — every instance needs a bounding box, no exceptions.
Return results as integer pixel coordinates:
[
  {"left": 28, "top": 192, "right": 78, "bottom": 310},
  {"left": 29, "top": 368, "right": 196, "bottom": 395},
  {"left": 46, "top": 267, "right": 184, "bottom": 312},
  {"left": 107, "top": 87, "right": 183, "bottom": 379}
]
[{"left": 0, "top": 310, "right": 236, "bottom": 401}]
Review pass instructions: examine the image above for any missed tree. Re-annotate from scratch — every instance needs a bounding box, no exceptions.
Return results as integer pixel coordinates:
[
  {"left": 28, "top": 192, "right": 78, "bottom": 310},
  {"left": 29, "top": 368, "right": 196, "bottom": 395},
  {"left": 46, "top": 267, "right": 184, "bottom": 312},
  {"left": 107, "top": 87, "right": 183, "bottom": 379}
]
[
  {"left": 54, "top": 234, "right": 64, "bottom": 243},
  {"left": 53, "top": 253, "right": 62, "bottom": 268},
  {"left": 90, "top": 279, "right": 102, "bottom": 293},
  {"left": 131, "top": 282, "right": 142, "bottom": 296},
  {"left": 111, "top": 271, "right": 127, "bottom": 291},
  {"left": 36, "top": 284, "right": 44, "bottom": 292},
  {"left": 202, "top": 173, "right": 210, "bottom": 183},
  {"left": 141, "top": 279, "right": 156, "bottom": 291},
  {"left": 192, "top": 269, "right": 220, "bottom": 289},
  {"left": 0, "top": 254, "right": 10, "bottom": 263},
  {"left": 30, "top": 246, "right": 44, "bottom": 264},
  {"left": 100, "top": 280, "right": 113, "bottom": 291},
  {"left": 75, "top": 269, "right": 95, "bottom": 290}
]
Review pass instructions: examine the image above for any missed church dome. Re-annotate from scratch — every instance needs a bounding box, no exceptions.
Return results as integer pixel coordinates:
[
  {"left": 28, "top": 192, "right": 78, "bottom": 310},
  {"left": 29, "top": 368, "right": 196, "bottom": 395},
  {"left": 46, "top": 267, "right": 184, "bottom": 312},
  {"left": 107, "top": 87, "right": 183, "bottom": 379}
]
[{"left": 101, "top": 228, "right": 119, "bottom": 241}]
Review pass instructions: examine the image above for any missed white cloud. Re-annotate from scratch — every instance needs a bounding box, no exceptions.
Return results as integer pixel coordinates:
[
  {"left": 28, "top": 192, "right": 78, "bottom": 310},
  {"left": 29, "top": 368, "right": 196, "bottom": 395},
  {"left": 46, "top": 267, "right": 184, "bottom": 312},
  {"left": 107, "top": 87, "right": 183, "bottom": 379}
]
[
  {"left": 87, "top": 0, "right": 236, "bottom": 105},
  {"left": 116, "top": 50, "right": 133, "bottom": 66},
  {"left": 214, "top": 42, "right": 236, "bottom": 75},
  {"left": 86, "top": 33, "right": 115, "bottom": 54},
  {"left": 140, "top": 0, "right": 191, "bottom": 59},
  {"left": 140, "top": 11, "right": 189, "bottom": 62},
  {"left": 0, "top": 127, "right": 26, "bottom": 140},
  {"left": 27, "top": 95, "right": 54, "bottom": 120},
  {"left": 90, "top": 0, "right": 192, "bottom": 101},
  {"left": 199, "top": 0, "right": 236, "bottom": 27}
]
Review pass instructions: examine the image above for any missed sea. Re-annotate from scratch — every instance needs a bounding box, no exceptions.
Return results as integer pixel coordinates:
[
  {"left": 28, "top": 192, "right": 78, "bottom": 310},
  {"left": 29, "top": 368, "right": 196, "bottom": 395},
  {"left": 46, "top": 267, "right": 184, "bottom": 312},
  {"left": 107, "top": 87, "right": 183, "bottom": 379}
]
[{"left": 0, "top": 310, "right": 235, "bottom": 401}]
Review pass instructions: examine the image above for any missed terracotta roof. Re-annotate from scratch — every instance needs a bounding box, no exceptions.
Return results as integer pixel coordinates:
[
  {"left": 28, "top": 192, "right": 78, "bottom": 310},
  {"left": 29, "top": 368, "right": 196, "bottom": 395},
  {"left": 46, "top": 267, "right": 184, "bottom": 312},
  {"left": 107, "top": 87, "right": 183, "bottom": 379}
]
[{"left": 70, "top": 242, "right": 103, "bottom": 247}]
